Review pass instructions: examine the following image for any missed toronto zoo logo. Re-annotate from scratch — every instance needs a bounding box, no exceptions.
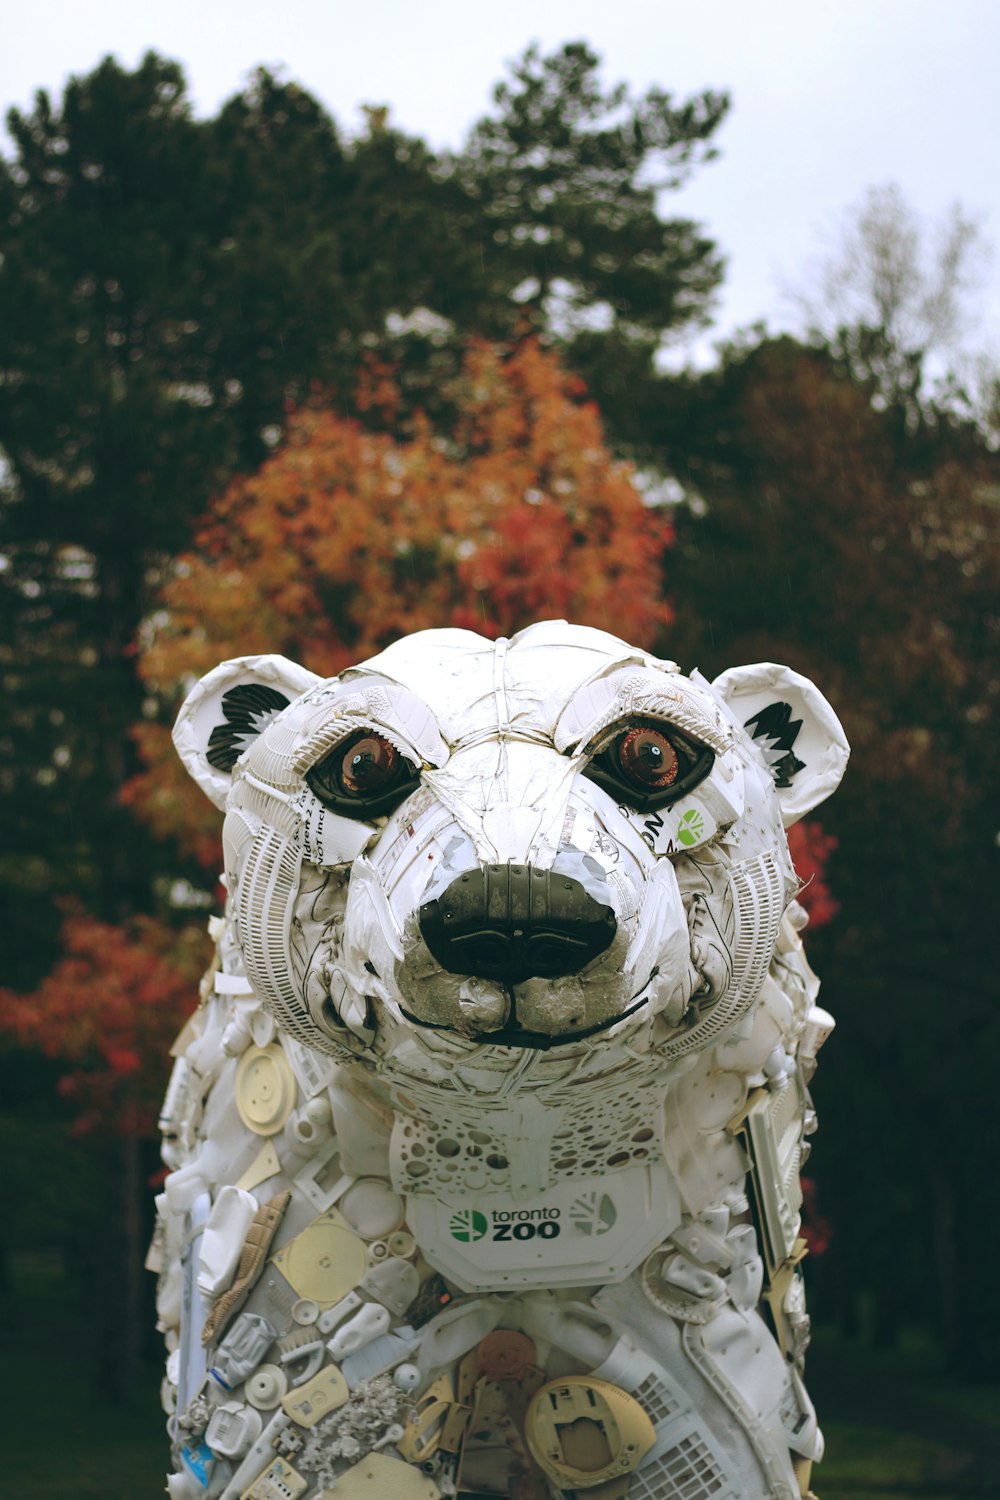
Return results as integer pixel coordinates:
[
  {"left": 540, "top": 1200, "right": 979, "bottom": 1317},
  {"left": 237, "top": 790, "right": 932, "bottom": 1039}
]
[
  {"left": 448, "top": 1208, "right": 489, "bottom": 1242},
  {"left": 449, "top": 1195, "right": 617, "bottom": 1246}
]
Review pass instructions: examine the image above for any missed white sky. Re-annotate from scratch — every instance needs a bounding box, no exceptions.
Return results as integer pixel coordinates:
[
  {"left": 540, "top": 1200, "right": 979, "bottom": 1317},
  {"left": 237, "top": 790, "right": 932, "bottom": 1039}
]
[{"left": 3, "top": 0, "right": 998, "bottom": 367}]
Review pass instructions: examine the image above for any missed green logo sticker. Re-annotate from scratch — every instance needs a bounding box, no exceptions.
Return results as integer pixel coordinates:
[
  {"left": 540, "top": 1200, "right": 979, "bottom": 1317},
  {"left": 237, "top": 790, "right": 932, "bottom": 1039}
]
[
  {"left": 449, "top": 1208, "right": 488, "bottom": 1242},
  {"left": 677, "top": 809, "right": 705, "bottom": 846}
]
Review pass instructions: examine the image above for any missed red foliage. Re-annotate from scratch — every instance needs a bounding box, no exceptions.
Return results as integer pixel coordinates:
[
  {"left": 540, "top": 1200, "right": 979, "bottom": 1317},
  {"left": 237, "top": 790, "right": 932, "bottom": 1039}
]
[
  {"left": 786, "top": 819, "right": 839, "bottom": 930},
  {"left": 0, "top": 912, "right": 202, "bottom": 1137}
]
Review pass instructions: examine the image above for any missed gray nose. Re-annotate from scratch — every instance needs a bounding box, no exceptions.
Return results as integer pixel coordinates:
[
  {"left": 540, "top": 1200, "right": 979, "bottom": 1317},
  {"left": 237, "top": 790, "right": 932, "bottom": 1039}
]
[{"left": 418, "top": 863, "right": 617, "bottom": 987}]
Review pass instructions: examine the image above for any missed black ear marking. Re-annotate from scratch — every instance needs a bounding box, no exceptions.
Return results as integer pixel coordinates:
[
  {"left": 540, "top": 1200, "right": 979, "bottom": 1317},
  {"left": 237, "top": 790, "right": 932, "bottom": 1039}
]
[
  {"left": 744, "top": 701, "right": 806, "bottom": 788},
  {"left": 206, "top": 684, "right": 291, "bottom": 772}
]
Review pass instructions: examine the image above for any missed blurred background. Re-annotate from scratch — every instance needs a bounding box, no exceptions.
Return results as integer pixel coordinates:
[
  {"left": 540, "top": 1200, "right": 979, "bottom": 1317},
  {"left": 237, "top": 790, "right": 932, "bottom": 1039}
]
[{"left": 0, "top": 3, "right": 998, "bottom": 1496}]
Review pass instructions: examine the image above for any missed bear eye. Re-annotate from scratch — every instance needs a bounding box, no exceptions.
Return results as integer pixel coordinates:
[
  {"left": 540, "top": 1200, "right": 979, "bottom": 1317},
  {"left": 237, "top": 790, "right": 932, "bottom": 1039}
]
[
  {"left": 306, "top": 730, "right": 420, "bottom": 818},
  {"left": 584, "top": 719, "right": 715, "bottom": 811},
  {"left": 617, "top": 727, "right": 679, "bottom": 790}
]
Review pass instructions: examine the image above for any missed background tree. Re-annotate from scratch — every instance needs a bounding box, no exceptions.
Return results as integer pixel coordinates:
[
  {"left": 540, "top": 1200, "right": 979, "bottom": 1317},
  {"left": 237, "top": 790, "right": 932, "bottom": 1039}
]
[
  {"left": 125, "top": 337, "right": 672, "bottom": 863},
  {"left": 792, "top": 183, "right": 996, "bottom": 418},
  {"left": 669, "top": 334, "right": 1000, "bottom": 1374},
  {"left": 0, "top": 44, "right": 727, "bottom": 989}
]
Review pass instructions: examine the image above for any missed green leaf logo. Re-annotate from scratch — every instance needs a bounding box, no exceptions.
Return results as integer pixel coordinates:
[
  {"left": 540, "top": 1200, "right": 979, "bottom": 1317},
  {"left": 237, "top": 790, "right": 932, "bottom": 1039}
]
[
  {"left": 449, "top": 1208, "right": 488, "bottom": 1242},
  {"left": 677, "top": 809, "right": 705, "bottom": 846}
]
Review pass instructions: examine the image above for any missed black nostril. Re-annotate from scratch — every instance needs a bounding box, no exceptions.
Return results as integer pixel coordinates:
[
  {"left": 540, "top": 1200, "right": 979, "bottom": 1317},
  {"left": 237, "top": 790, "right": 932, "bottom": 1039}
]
[{"left": 418, "top": 863, "right": 616, "bottom": 986}]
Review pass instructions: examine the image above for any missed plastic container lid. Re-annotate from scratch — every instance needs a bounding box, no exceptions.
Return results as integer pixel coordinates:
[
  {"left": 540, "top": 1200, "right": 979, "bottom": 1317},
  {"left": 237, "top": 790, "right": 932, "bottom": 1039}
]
[{"left": 235, "top": 1044, "right": 297, "bottom": 1136}]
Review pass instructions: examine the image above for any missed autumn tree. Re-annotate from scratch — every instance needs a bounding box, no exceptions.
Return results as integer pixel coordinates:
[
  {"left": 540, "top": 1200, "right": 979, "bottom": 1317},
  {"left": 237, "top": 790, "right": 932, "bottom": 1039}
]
[
  {"left": 0, "top": 44, "right": 726, "bottom": 990},
  {"left": 126, "top": 338, "right": 672, "bottom": 862},
  {"left": 669, "top": 334, "right": 1000, "bottom": 1373},
  {"left": 0, "top": 912, "right": 203, "bottom": 1393}
]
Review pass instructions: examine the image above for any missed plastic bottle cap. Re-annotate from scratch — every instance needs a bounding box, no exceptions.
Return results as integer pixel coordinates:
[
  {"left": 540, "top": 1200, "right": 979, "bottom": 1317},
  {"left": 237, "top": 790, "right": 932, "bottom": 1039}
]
[
  {"left": 245, "top": 1363, "right": 288, "bottom": 1409},
  {"left": 393, "top": 1362, "right": 421, "bottom": 1391},
  {"left": 339, "top": 1179, "right": 404, "bottom": 1238},
  {"left": 388, "top": 1231, "right": 416, "bottom": 1259},
  {"left": 292, "top": 1298, "right": 319, "bottom": 1325},
  {"left": 235, "top": 1045, "right": 297, "bottom": 1136}
]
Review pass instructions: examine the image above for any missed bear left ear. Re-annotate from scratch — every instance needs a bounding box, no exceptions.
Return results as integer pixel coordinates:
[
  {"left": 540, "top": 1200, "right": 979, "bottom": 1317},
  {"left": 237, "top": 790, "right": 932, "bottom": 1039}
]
[
  {"left": 708, "top": 662, "right": 849, "bottom": 827},
  {"left": 173, "top": 654, "right": 323, "bottom": 810}
]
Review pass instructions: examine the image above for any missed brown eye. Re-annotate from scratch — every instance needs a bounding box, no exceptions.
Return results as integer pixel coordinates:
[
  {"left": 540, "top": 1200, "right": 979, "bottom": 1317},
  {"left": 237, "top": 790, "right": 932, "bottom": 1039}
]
[
  {"left": 341, "top": 734, "right": 399, "bottom": 794},
  {"left": 617, "top": 727, "right": 679, "bottom": 789},
  {"left": 306, "top": 729, "right": 420, "bottom": 818},
  {"left": 583, "top": 718, "right": 715, "bottom": 812}
]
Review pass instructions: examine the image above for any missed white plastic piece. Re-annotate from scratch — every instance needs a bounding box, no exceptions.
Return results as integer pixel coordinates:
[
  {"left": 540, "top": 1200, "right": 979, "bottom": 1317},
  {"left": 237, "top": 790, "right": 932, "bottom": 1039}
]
[
  {"left": 414, "top": 1297, "right": 504, "bottom": 1376},
  {"left": 217, "top": 1411, "right": 290, "bottom": 1500},
  {"left": 393, "top": 1363, "right": 421, "bottom": 1392},
  {"left": 361, "top": 1256, "right": 420, "bottom": 1315},
  {"left": 338, "top": 1179, "right": 404, "bottom": 1239},
  {"left": 250, "top": 1008, "right": 277, "bottom": 1048},
  {"left": 172, "top": 654, "right": 322, "bottom": 811},
  {"left": 342, "top": 1330, "right": 418, "bottom": 1388},
  {"left": 177, "top": 1192, "right": 212, "bottom": 1417},
  {"left": 305, "top": 1094, "right": 333, "bottom": 1126},
  {"left": 166, "top": 1472, "right": 203, "bottom": 1500},
  {"left": 711, "top": 661, "right": 849, "bottom": 827},
  {"left": 279, "top": 1339, "right": 325, "bottom": 1386},
  {"left": 244, "top": 1364, "right": 288, "bottom": 1412},
  {"left": 327, "top": 1302, "right": 391, "bottom": 1360},
  {"left": 198, "top": 1186, "right": 258, "bottom": 1297},
  {"left": 206, "top": 1401, "right": 263, "bottom": 1459},
  {"left": 292, "top": 1140, "right": 351, "bottom": 1213},
  {"left": 210, "top": 1314, "right": 276, "bottom": 1391},
  {"left": 800, "top": 1004, "right": 836, "bottom": 1062},
  {"left": 316, "top": 1290, "right": 364, "bottom": 1336},
  {"left": 291, "top": 1298, "right": 319, "bottom": 1326}
]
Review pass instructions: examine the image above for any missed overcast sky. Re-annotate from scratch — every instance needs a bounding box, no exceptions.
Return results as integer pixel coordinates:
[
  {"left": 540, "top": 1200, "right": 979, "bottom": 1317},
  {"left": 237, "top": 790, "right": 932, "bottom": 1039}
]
[{"left": 3, "top": 0, "right": 998, "bottom": 367}]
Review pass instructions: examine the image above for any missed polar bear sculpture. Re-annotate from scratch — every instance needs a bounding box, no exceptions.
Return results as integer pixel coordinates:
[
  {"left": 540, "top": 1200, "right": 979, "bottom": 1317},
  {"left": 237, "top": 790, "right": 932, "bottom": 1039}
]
[{"left": 152, "top": 621, "right": 848, "bottom": 1500}]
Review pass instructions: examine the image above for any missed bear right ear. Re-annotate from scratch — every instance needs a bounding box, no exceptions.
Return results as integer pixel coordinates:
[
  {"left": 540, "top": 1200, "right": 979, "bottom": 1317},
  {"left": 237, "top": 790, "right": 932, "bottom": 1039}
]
[{"left": 173, "top": 655, "right": 323, "bottom": 809}]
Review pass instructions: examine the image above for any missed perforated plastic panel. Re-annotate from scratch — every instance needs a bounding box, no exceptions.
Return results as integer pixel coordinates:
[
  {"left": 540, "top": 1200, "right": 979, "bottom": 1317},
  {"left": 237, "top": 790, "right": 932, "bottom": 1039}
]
[
  {"left": 631, "top": 1431, "right": 734, "bottom": 1500},
  {"left": 236, "top": 826, "right": 314, "bottom": 1045},
  {"left": 659, "top": 852, "right": 786, "bottom": 1060},
  {"left": 390, "top": 1071, "right": 665, "bottom": 1197}
]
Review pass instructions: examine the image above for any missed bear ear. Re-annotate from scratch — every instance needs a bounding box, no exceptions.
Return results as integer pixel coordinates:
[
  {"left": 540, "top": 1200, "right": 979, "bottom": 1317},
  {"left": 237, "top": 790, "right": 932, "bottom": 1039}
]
[
  {"left": 173, "top": 655, "right": 323, "bottom": 809},
  {"left": 708, "top": 662, "right": 849, "bottom": 827}
]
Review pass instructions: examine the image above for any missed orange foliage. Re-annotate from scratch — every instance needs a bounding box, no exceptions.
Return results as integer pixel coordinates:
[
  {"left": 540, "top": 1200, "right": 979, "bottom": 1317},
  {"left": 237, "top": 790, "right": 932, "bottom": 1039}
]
[
  {"left": 128, "top": 339, "right": 672, "bottom": 862},
  {"left": 0, "top": 912, "right": 204, "bottom": 1136}
]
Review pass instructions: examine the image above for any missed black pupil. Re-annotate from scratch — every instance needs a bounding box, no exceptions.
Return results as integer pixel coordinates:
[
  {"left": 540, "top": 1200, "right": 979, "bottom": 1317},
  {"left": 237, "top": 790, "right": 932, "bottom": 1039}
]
[
  {"left": 619, "top": 727, "right": 679, "bottom": 788},
  {"left": 341, "top": 735, "right": 397, "bottom": 793}
]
